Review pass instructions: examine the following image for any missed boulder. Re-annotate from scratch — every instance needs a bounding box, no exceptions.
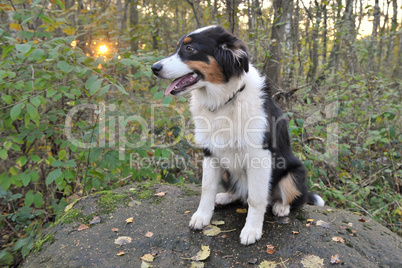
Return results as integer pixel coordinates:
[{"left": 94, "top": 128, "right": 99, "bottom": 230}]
[{"left": 23, "top": 183, "right": 402, "bottom": 267}]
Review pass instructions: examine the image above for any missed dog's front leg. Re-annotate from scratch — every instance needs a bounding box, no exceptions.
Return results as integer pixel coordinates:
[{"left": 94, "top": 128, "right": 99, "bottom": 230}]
[
  {"left": 240, "top": 151, "right": 271, "bottom": 245},
  {"left": 190, "top": 157, "right": 221, "bottom": 229}
]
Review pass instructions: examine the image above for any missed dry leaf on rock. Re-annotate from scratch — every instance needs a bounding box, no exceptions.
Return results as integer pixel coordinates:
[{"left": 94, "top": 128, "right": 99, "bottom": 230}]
[
  {"left": 247, "top": 258, "right": 258, "bottom": 264},
  {"left": 301, "top": 255, "right": 324, "bottom": 268},
  {"left": 190, "top": 261, "right": 205, "bottom": 268},
  {"left": 141, "top": 261, "right": 153, "bottom": 268},
  {"left": 182, "top": 245, "right": 210, "bottom": 261},
  {"left": 140, "top": 253, "right": 154, "bottom": 262},
  {"left": 292, "top": 231, "right": 299, "bottom": 235},
  {"left": 128, "top": 200, "right": 141, "bottom": 207},
  {"left": 154, "top": 192, "right": 166, "bottom": 197},
  {"left": 266, "top": 245, "right": 276, "bottom": 254},
  {"left": 236, "top": 208, "right": 247, "bottom": 213},
  {"left": 77, "top": 224, "right": 88, "bottom": 231},
  {"left": 125, "top": 217, "right": 134, "bottom": 224},
  {"left": 89, "top": 216, "right": 101, "bottom": 225},
  {"left": 184, "top": 210, "right": 190, "bottom": 214},
  {"left": 114, "top": 236, "right": 133, "bottom": 246},
  {"left": 331, "top": 253, "right": 341, "bottom": 264},
  {"left": 332, "top": 236, "right": 345, "bottom": 243},
  {"left": 259, "top": 260, "right": 277, "bottom": 268},
  {"left": 307, "top": 219, "right": 315, "bottom": 223},
  {"left": 116, "top": 251, "right": 125, "bottom": 256},
  {"left": 358, "top": 218, "right": 366, "bottom": 222},
  {"left": 145, "top": 231, "right": 153, "bottom": 238},
  {"left": 112, "top": 228, "right": 119, "bottom": 232},
  {"left": 316, "top": 220, "right": 330, "bottom": 228},
  {"left": 211, "top": 220, "right": 225, "bottom": 226},
  {"left": 203, "top": 225, "right": 235, "bottom": 237}
]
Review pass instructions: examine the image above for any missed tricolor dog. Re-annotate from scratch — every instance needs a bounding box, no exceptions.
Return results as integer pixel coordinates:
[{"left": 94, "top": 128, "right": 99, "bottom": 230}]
[{"left": 151, "top": 25, "right": 324, "bottom": 245}]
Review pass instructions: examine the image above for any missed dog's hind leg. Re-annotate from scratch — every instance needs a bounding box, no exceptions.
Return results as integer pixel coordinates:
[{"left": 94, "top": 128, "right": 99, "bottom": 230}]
[
  {"left": 215, "top": 192, "right": 239, "bottom": 205},
  {"left": 272, "top": 173, "right": 301, "bottom": 217}
]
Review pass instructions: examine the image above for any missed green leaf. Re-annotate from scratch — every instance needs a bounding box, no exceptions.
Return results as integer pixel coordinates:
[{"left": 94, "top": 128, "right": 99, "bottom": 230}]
[
  {"left": 98, "top": 84, "right": 111, "bottom": 96},
  {"left": 15, "top": 43, "right": 32, "bottom": 54},
  {"left": 32, "top": 49, "right": 44, "bottom": 61},
  {"left": 120, "top": 59, "right": 132, "bottom": 66},
  {"left": 58, "top": 149, "right": 66, "bottom": 160},
  {"left": 0, "top": 250, "right": 13, "bottom": 266},
  {"left": 90, "top": 79, "right": 103, "bottom": 95},
  {"left": 10, "top": 103, "right": 23, "bottom": 121},
  {"left": 85, "top": 75, "right": 98, "bottom": 91},
  {"left": 25, "top": 190, "right": 34, "bottom": 207},
  {"left": 17, "top": 156, "right": 27, "bottom": 166},
  {"left": 154, "top": 92, "right": 164, "bottom": 100},
  {"left": 33, "top": 192, "right": 43, "bottom": 208},
  {"left": 30, "top": 95, "right": 42, "bottom": 107},
  {"left": 26, "top": 103, "right": 39, "bottom": 120},
  {"left": 2, "top": 45, "right": 15, "bottom": 59},
  {"left": 296, "top": 118, "right": 304, "bottom": 128},
  {"left": 0, "top": 149, "right": 8, "bottom": 160},
  {"left": 116, "top": 84, "right": 129, "bottom": 95},
  {"left": 57, "top": 61, "right": 73, "bottom": 73},
  {"left": 4, "top": 141, "right": 12, "bottom": 150},
  {"left": 161, "top": 96, "right": 172, "bottom": 105},
  {"left": 21, "top": 173, "right": 31, "bottom": 187},
  {"left": 1, "top": 95, "right": 12, "bottom": 104},
  {"left": 29, "top": 171, "right": 39, "bottom": 182},
  {"left": 54, "top": 0, "right": 66, "bottom": 10},
  {"left": 46, "top": 168, "right": 62, "bottom": 186}
]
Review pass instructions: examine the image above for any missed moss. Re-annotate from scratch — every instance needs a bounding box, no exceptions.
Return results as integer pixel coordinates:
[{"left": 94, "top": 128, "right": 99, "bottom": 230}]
[
  {"left": 58, "top": 208, "right": 84, "bottom": 224},
  {"left": 32, "top": 233, "right": 55, "bottom": 253},
  {"left": 128, "top": 183, "right": 156, "bottom": 200},
  {"left": 296, "top": 214, "right": 306, "bottom": 221},
  {"left": 97, "top": 191, "right": 128, "bottom": 214}
]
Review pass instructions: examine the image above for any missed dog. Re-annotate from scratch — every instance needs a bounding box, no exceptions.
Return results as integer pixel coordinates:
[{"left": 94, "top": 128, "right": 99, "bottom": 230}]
[{"left": 151, "top": 25, "right": 324, "bottom": 245}]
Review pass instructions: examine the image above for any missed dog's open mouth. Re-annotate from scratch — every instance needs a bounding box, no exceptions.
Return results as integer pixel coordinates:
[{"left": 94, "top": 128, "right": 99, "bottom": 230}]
[{"left": 165, "top": 72, "right": 202, "bottom": 96}]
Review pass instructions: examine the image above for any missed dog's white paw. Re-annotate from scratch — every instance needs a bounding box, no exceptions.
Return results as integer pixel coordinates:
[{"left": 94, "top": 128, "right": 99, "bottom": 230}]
[
  {"left": 189, "top": 211, "right": 212, "bottom": 230},
  {"left": 272, "top": 202, "right": 290, "bottom": 217},
  {"left": 215, "top": 192, "right": 233, "bottom": 206},
  {"left": 240, "top": 224, "right": 262, "bottom": 245}
]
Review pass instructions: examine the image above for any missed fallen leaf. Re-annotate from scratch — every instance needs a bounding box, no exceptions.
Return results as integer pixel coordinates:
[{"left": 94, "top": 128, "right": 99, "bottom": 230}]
[
  {"left": 203, "top": 225, "right": 221, "bottom": 236},
  {"left": 358, "top": 218, "right": 366, "bottom": 222},
  {"left": 331, "top": 253, "right": 341, "bottom": 264},
  {"left": 211, "top": 220, "right": 225, "bottom": 226},
  {"left": 125, "top": 217, "right": 134, "bottom": 224},
  {"left": 301, "top": 255, "right": 324, "bottom": 268},
  {"left": 259, "top": 260, "right": 277, "bottom": 268},
  {"left": 141, "top": 261, "right": 153, "bottom": 268},
  {"left": 154, "top": 192, "right": 165, "bottom": 197},
  {"left": 112, "top": 228, "right": 119, "bottom": 232},
  {"left": 116, "top": 251, "right": 125, "bottom": 256},
  {"left": 326, "top": 209, "right": 333, "bottom": 212},
  {"left": 129, "top": 188, "right": 136, "bottom": 191},
  {"left": 89, "top": 216, "right": 101, "bottom": 225},
  {"left": 221, "top": 234, "right": 228, "bottom": 238},
  {"left": 266, "top": 245, "right": 276, "bottom": 254},
  {"left": 77, "top": 224, "right": 88, "bottom": 231},
  {"left": 190, "top": 261, "right": 205, "bottom": 268},
  {"left": 340, "top": 225, "right": 347, "bottom": 229},
  {"left": 307, "top": 219, "right": 314, "bottom": 223},
  {"left": 248, "top": 258, "right": 258, "bottom": 264},
  {"left": 203, "top": 225, "right": 235, "bottom": 237},
  {"left": 140, "top": 253, "right": 154, "bottom": 262},
  {"left": 145, "top": 231, "right": 154, "bottom": 238},
  {"left": 332, "top": 236, "right": 345, "bottom": 243},
  {"left": 292, "top": 231, "right": 299, "bottom": 235},
  {"left": 184, "top": 210, "right": 191, "bottom": 214},
  {"left": 114, "top": 236, "right": 133, "bottom": 246},
  {"left": 316, "top": 220, "right": 330, "bottom": 228},
  {"left": 236, "top": 208, "right": 247, "bottom": 213},
  {"left": 347, "top": 222, "right": 353, "bottom": 227},
  {"left": 306, "top": 223, "right": 312, "bottom": 227},
  {"left": 182, "top": 245, "right": 210, "bottom": 261}
]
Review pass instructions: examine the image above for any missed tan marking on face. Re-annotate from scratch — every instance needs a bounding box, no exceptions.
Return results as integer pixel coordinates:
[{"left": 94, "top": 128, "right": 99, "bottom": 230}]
[
  {"left": 183, "top": 37, "right": 192, "bottom": 44},
  {"left": 184, "top": 56, "right": 225, "bottom": 84},
  {"left": 278, "top": 173, "right": 301, "bottom": 205}
]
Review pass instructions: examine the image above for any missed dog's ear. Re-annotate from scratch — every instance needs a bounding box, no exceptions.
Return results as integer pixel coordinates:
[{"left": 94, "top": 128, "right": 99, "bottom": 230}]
[{"left": 214, "top": 35, "right": 249, "bottom": 81}]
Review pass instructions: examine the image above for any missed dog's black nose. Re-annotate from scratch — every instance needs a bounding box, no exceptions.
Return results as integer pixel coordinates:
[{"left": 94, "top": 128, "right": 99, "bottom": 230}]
[{"left": 151, "top": 62, "right": 163, "bottom": 75}]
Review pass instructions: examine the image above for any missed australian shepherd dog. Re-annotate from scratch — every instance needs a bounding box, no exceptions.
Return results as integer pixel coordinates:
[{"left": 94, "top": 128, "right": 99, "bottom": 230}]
[{"left": 151, "top": 25, "right": 324, "bottom": 245}]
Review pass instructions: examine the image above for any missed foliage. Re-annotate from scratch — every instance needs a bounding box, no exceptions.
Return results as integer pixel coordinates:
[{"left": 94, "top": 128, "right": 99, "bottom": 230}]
[{"left": 0, "top": 0, "right": 401, "bottom": 266}]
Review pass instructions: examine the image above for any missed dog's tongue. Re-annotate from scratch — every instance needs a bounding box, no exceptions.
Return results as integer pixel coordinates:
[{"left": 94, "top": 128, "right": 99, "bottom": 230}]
[{"left": 164, "top": 73, "right": 194, "bottom": 96}]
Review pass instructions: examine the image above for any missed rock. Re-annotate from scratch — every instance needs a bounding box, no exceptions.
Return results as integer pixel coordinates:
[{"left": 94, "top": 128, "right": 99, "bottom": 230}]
[{"left": 23, "top": 183, "right": 402, "bottom": 267}]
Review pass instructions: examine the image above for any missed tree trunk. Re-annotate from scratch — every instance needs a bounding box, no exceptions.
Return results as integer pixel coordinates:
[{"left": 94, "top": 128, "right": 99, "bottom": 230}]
[
  {"left": 307, "top": 0, "right": 321, "bottom": 84},
  {"left": 386, "top": 0, "right": 398, "bottom": 66},
  {"left": 130, "top": 0, "right": 139, "bottom": 53},
  {"left": 367, "top": 0, "right": 380, "bottom": 72},
  {"left": 226, "top": 0, "right": 241, "bottom": 34}
]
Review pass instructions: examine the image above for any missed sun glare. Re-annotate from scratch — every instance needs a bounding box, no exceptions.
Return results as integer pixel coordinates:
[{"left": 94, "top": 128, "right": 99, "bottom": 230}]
[{"left": 99, "top": 45, "right": 108, "bottom": 54}]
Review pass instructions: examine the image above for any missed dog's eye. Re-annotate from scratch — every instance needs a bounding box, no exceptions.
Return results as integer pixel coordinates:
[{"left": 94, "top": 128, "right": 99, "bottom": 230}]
[{"left": 185, "top": 45, "right": 194, "bottom": 52}]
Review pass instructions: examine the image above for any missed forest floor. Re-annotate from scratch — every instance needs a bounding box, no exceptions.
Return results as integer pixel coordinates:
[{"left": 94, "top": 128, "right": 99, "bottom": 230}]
[{"left": 23, "top": 183, "right": 402, "bottom": 267}]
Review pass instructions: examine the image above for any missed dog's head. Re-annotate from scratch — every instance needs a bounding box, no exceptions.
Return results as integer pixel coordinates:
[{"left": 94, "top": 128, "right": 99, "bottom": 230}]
[{"left": 151, "top": 25, "right": 249, "bottom": 96}]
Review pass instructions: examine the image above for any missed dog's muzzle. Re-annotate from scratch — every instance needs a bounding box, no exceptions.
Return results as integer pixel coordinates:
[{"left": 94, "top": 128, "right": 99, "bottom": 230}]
[{"left": 151, "top": 62, "right": 163, "bottom": 76}]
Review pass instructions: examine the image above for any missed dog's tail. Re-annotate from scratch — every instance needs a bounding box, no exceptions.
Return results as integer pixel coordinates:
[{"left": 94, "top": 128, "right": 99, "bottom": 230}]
[{"left": 307, "top": 192, "right": 325, "bottom": 206}]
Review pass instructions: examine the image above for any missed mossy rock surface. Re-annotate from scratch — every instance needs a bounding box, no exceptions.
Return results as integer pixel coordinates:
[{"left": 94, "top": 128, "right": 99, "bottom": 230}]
[{"left": 24, "top": 183, "right": 402, "bottom": 267}]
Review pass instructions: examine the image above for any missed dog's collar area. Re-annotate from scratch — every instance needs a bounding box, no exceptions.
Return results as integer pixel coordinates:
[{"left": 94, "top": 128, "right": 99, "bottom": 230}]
[{"left": 209, "top": 84, "right": 246, "bottom": 112}]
